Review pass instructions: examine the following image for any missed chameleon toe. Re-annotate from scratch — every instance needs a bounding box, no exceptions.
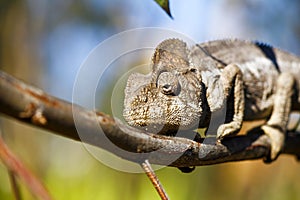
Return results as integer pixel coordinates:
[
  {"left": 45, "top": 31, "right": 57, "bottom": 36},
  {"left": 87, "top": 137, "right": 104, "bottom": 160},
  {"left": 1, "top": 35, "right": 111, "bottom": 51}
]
[{"left": 261, "top": 125, "right": 285, "bottom": 162}]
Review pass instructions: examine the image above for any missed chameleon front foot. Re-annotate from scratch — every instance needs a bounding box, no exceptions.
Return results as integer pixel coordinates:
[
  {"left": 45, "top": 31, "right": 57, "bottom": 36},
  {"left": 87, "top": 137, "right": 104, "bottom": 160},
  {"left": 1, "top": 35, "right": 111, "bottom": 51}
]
[
  {"left": 216, "top": 122, "right": 241, "bottom": 140},
  {"left": 261, "top": 125, "right": 285, "bottom": 162}
]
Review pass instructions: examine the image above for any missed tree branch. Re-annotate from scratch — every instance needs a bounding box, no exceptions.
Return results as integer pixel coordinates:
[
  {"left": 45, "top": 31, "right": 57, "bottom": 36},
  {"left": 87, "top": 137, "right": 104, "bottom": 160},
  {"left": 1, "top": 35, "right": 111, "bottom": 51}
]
[{"left": 0, "top": 70, "right": 299, "bottom": 167}]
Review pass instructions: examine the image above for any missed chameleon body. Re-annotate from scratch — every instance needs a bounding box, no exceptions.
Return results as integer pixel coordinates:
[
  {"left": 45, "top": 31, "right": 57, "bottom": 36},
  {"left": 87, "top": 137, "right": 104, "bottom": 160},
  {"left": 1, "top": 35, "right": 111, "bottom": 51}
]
[{"left": 123, "top": 39, "right": 300, "bottom": 161}]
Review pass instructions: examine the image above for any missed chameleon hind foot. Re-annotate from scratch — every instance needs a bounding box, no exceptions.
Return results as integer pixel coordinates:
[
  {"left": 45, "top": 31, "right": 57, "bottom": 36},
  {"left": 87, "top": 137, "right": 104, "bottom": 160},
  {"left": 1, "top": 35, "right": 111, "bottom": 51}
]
[
  {"left": 262, "top": 72, "right": 294, "bottom": 162},
  {"left": 261, "top": 124, "right": 285, "bottom": 162}
]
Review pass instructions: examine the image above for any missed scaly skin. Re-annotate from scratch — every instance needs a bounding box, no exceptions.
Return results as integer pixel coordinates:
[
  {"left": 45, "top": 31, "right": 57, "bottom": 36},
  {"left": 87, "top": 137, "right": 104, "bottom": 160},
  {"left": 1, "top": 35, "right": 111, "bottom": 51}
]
[{"left": 123, "top": 39, "right": 300, "bottom": 161}]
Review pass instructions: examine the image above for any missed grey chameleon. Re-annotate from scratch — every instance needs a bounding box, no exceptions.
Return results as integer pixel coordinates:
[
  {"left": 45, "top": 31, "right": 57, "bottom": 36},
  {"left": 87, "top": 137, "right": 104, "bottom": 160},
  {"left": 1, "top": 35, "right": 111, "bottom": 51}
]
[{"left": 123, "top": 39, "right": 300, "bottom": 161}]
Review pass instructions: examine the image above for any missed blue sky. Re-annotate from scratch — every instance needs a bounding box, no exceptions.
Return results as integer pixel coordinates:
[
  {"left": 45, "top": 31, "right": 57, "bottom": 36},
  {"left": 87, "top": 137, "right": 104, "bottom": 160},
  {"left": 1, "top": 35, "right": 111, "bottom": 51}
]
[{"left": 27, "top": 0, "right": 300, "bottom": 102}]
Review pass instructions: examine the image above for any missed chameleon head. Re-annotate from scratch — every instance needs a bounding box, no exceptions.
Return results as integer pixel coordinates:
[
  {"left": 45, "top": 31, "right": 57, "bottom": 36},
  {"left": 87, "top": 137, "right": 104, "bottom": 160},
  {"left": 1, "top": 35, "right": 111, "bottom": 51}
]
[{"left": 123, "top": 39, "right": 206, "bottom": 134}]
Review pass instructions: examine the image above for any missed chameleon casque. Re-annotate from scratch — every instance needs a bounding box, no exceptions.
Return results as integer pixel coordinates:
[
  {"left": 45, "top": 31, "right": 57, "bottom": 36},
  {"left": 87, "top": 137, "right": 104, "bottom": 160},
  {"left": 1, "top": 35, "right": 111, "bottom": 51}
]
[{"left": 123, "top": 39, "right": 300, "bottom": 162}]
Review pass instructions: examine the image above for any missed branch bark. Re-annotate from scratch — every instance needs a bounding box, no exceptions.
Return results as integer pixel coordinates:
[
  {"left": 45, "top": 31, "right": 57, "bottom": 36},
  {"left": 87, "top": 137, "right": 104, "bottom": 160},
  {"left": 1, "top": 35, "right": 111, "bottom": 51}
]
[{"left": 0, "top": 70, "right": 299, "bottom": 167}]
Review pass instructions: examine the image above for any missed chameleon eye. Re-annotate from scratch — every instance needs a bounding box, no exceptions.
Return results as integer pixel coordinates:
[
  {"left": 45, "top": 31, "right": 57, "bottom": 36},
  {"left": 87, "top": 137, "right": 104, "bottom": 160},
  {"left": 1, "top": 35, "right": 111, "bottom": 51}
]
[
  {"left": 190, "top": 68, "right": 197, "bottom": 73},
  {"left": 157, "top": 72, "right": 180, "bottom": 96},
  {"left": 162, "top": 84, "right": 172, "bottom": 94}
]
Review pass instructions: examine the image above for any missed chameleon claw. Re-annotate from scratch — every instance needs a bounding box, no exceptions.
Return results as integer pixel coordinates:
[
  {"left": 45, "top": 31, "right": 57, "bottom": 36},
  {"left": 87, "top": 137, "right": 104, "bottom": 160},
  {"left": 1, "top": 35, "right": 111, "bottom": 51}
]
[
  {"left": 261, "top": 125, "right": 285, "bottom": 162},
  {"left": 217, "top": 123, "right": 240, "bottom": 140}
]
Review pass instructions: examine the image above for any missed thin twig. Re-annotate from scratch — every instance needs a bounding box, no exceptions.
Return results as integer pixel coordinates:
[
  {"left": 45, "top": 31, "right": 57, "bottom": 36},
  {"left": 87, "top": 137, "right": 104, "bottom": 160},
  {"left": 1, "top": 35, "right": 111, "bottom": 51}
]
[
  {"left": 141, "top": 160, "right": 169, "bottom": 200},
  {"left": 0, "top": 134, "right": 52, "bottom": 200},
  {"left": 8, "top": 170, "right": 22, "bottom": 200}
]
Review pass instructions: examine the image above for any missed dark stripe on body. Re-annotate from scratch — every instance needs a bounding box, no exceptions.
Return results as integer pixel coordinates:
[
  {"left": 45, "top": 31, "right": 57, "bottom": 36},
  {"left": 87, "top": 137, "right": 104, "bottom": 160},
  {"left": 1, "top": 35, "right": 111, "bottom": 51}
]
[
  {"left": 254, "top": 41, "right": 281, "bottom": 73},
  {"left": 196, "top": 44, "right": 228, "bottom": 66}
]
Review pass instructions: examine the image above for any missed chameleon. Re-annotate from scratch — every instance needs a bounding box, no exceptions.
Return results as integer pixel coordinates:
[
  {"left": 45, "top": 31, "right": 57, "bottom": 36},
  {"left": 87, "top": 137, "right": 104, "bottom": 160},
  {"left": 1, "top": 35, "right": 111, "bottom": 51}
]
[{"left": 123, "top": 38, "right": 300, "bottom": 162}]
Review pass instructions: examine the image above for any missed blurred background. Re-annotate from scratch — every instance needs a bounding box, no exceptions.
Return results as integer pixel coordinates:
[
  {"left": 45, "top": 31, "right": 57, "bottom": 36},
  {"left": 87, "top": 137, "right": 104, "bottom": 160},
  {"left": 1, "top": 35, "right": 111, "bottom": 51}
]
[{"left": 1, "top": 0, "right": 300, "bottom": 199}]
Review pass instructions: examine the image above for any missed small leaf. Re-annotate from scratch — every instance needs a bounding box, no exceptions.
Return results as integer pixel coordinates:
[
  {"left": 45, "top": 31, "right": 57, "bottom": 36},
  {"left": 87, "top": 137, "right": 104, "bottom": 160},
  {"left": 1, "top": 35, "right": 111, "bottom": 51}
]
[{"left": 154, "top": 0, "right": 173, "bottom": 18}]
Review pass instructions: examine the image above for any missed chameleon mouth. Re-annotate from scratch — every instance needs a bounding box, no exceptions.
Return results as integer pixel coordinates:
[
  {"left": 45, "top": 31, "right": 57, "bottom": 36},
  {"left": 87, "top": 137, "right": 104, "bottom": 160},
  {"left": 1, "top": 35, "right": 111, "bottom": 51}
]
[
  {"left": 126, "top": 117, "right": 166, "bottom": 132},
  {"left": 125, "top": 111, "right": 199, "bottom": 135},
  {"left": 131, "top": 121, "right": 180, "bottom": 135},
  {"left": 123, "top": 100, "right": 201, "bottom": 134}
]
